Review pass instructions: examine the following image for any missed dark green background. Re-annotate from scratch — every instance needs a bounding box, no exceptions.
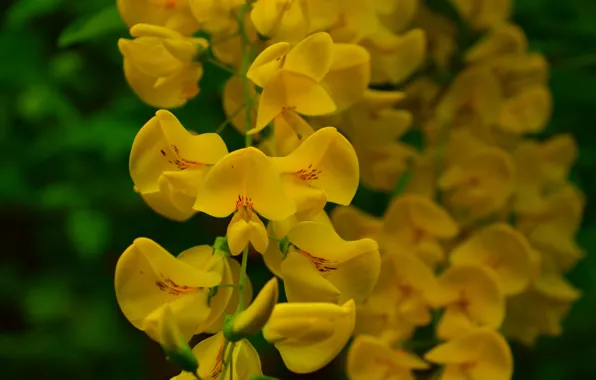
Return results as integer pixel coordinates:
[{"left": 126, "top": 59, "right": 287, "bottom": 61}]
[{"left": 1, "top": 0, "right": 595, "bottom": 378}]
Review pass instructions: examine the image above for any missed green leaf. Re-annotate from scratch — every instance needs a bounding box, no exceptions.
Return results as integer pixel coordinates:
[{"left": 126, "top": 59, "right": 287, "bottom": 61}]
[
  {"left": 58, "top": 5, "right": 125, "bottom": 48},
  {"left": 4, "top": 0, "right": 64, "bottom": 29},
  {"left": 66, "top": 209, "right": 111, "bottom": 261}
]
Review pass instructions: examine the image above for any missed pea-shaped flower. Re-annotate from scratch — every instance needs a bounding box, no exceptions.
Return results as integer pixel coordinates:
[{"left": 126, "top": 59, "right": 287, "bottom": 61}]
[
  {"left": 281, "top": 221, "right": 380, "bottom": 304},
  {"left": 115, "top": 238, "right": 223, "bottom": 341},
  {"left": 430, "top": 264, "right": 505, "bottom": 339},
  {"left": 194, "top": 147, "right": 296, "bottom": 255},
  {"left": 130, "top": 110, "right": 228, "bottom": 221},
  {"left": 119, "top": 24, "right": 207, "bottom": 108},
  {"left": 172, "top": 331, "right": 262, "bottom": 380},
  {"left": 247, "top": 32, "right": 370, "bottom": 133},
  {"left": 451, "top": 223, "right": 533, "bottom": 295},
  {"left": 271, "top": 127, "right": 360, "bottom": 220},
  {"left": 425, "top": 328, "right": 513, "bottom": 380},
  {"left": 263, "top": 300, "right": 355, "bottom": 374}
]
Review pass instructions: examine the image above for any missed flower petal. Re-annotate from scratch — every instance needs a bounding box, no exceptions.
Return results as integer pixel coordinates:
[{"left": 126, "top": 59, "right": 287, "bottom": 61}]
[{"left": 247, "top": 41, "right": 291, "bottom": 88}]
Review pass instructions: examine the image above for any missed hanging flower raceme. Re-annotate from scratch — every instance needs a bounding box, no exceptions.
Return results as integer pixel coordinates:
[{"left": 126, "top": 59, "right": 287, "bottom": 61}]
[
  {"left": 194, "top": 147, "right": 296, "bottom": 255},
  {"left": 280, "top": 221, "right": 380, "bottom": 304},
  {"left": 172, "top": 331, "right": 262, "bottom": 380},
  {"left": 247, "top": 32, "right": 371, "bottom": 133},
  {"left": 129, "top": 110, "right": 228, "bottom": 221},
  {"left": 424, "top": 328, "right": 513, "bottom": 380},
  {"left": 263, "top": 300, "right": 356, "bottom": 374},
  {"left": 347, "top": 335, "right": 429, "bottom": 380},
  {"left": 119, "top": 24, "right": 208, "bottom": 108},
  {"left": 271, "top": 126, "right": 360, "bottom": 219}
]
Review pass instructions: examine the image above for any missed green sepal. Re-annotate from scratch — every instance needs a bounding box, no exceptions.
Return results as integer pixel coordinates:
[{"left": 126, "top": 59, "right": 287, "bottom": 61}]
[
  {"left": 278, "top": 236, "right": 291, "bottom": 260},
  {"left": 213, "top": 236, "right": 231, "bottom": 257},
  {"left": 207, "top": 286, "right": 219, "bottom": 307},
  {"left": 223, "top": 315, "right": 244, "bottom": 342},
  {"left": 162, "top": 340, "right": 199, "bottom": 375}
]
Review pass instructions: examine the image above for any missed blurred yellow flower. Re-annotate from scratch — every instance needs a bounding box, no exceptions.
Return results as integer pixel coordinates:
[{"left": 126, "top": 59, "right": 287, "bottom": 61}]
[
  {"left": 430, "top": 264, "right": 504, "bottom": 339},
  {"left": 425, "top": 328, "right": 513, "bottom": 380},
  {"left": 117, "top": 0, "right": 199, "bottom": 35},
  {"left": 347, "top": 334, "right": 428, "bottom": 380},
  {"left": 119, "top": 24, "right": 207, "bottom": 108}
]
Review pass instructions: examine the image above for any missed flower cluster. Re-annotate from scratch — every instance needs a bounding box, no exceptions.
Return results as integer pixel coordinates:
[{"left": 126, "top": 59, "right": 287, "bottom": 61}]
[{"left": 113, "top": 0, "right": 583, "bottom": 379}]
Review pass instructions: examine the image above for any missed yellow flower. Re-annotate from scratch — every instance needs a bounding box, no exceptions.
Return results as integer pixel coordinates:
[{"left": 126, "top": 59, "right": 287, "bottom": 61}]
[
  {"left": 424, "top": 328, "right": 513, "bottom": 380},
  {"left": 414, "top": 5, "right": 456, "bottom": 69},
  {"left": 250, "top": 0, "right": 310, "bottom": 42},
  {"left": 363, "top": 28, "right": 427, "bottom": 85},
  {"left": 512, "top": 135, "right": 578, "bottom": 214},
  {"left": 381, "top": 194, "right": 459, "bottom": 267},
  {"left": 247, "top": 32, "right": 370, "bottom": 133},
  {"left": 117, "top": 0, "right": 199, "bottom": 36},
  {"left": 172, "top": 331, "right": 262, "bottom": 380},
  {"left": 439, "top": 133, "right": 515, "bottom": 222},
  {"left": 194, "top": 145, "right": 295, "bottom": 220},
  {"left": 347, "top": 335, "right": 429, "bottom": 380},
  {"left": 502, "top": 256, "right": 580, "bottom": 345},
  {"left": 194, "top": 147, "right": 295, "bottom": 255},
  {"left": 515, "top": 184, "right": 584, "bottom": 272},
  {"left": 263, "top": 300, "right": 356, "bottom": 374},
  {"left": 450, "top": 223, "right": 533, "bottom": 295},
  {"left": 118, "top": 24, "right": 207, "bottom": 108},
  {"left": 271, "top": 127, "right": 359, "bottom": 219},
  {"left": 376, "top": 0, "right": 420, "bottom": 33},
  {"left": 268, "top": 110, "right": 315, "bottom": 157},
  {"left": 464, "top": 22, "right": 527, "bottom": 63},
  {"left": 437, "top": 66, "right": 502, "bottom": 127},
  {"left": 430, "top": 264, "right": 504, "bottom": 339},
  {"left": 281, "top": 221, "right": 380, "bottom": 304},
  {"left": 356, "top": 142, "right": 419, "bottom": 193},
  {"left": 450, "top": 0, "right": 512, "bottom": 30},
  {"left": 114, "top": 238, "right": 222, "bottom": 341},
  {"left": 330, "top": 205, "right": 383, "bottom": 242},
  {"left": 130, "top": 110, "right": 228, "bottom": 221},
  {"left": 188, "top": 0, "right": 244, "bottom": 35},
  {"left": 356, "top": 254, "right": 439, "bottom": 344},
  {"left": 498, "top": 84, "right": 552, "bottom": 134}
]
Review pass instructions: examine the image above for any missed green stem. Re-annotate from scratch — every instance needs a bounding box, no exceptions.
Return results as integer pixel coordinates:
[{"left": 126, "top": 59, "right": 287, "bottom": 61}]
[
  {"left": 237, "top": 245, "right": 249, "bottom": 313},
  {"left": 206, "top": 57, "right": 239, "bottom": 76},
  {"left": 215, "top": 105, "right": 246, "bottom": 134},
  {"left": 219, "top": 342, "right": 236, "bottom": 380}
]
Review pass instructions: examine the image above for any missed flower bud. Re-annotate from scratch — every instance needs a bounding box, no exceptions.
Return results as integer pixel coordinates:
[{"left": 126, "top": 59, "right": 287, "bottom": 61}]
[
  {"left": 155, "top": 304, "right": 199, "bottom": 374},
  {"left": 225, "top": 278, "right": 279, "bottom": 341}
]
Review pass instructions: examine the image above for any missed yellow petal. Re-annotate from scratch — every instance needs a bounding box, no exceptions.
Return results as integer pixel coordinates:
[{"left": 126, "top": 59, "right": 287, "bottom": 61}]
[
  {"left": 247, "top": 41, "right": 291, "bottom": 88},
  {"left": 233, "top": 277, "right": 279, "bottom": 336},
  {"left": 498, "top": 85, "right": 552, "bottom": 134},
  {"left": 281, "top": 248, "right": 341, "bottom": 303},
  {"left": 465, "top": 23, "right": 527, "bottom": 63},
  {"left": 284, "top": 32, "right": 334, "bottom": 82},
  {"left": 119, "top": 36, "right": 183, "bottom": 79},
  {"left": 255, "top": 70, "right": 336, "bottom": 132},
  {"left": 263, "top": 300, "right": 355, "bottom": 373},
  {"left": 139, "top": 177, "right": 196, "bottom": 221},
  {"left": 223, "top": 75, "right": 258, "bottom": 134},
  {"left": 227, "top": 208, "right": 269, "bottom": 255},
  {"left": 194, "top": 147, "right": 295, "bottom": 220},
  {"left": 271, "top": 127, "right": 359, "bottom": 205}
]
